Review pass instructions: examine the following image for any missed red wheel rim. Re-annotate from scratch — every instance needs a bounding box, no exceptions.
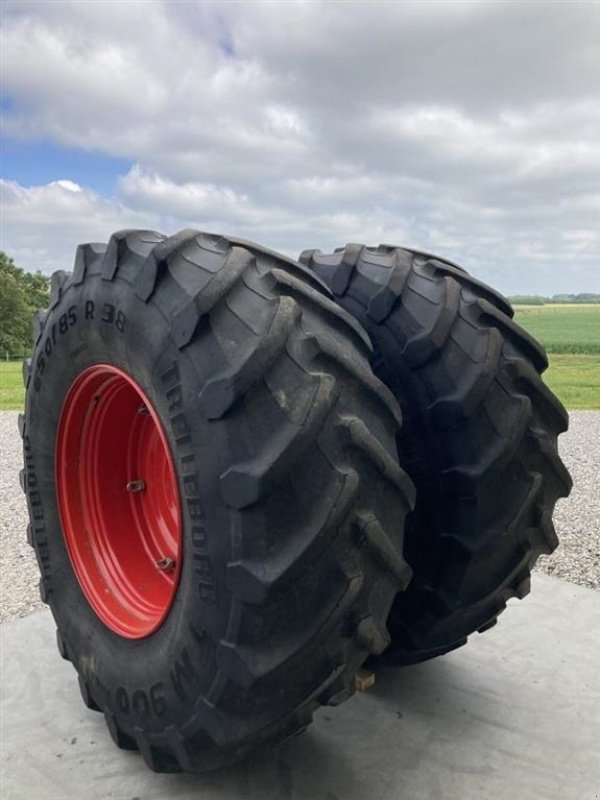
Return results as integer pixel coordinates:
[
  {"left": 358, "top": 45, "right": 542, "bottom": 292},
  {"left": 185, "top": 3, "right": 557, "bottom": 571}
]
[{"left": 56, "top": 364, "right": 182, "bottom": 638}]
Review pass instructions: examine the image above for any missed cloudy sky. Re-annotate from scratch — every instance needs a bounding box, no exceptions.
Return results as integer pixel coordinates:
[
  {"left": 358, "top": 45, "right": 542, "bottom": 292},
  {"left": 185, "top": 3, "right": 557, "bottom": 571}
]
[{"left": 1, "top": 1, "right": 599, "bottom": 294}]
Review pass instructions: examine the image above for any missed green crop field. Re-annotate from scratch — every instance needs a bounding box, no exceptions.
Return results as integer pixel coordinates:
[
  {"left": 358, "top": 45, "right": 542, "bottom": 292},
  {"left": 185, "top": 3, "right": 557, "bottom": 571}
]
[
  {"left": 1, "top": 303, "right": 598, "bottom": 410},
  {"left": 511, "top": 304, "right": 600, "bottom": 409},
  {"left": 513, "top": 304, "right": 600, "bottom": 355}
]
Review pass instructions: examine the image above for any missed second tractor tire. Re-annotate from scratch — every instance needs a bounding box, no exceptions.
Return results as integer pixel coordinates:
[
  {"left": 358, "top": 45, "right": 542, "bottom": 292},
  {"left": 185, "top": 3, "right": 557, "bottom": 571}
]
[{"left": 300, "top": 243, "right": 572, "bottom": 664}]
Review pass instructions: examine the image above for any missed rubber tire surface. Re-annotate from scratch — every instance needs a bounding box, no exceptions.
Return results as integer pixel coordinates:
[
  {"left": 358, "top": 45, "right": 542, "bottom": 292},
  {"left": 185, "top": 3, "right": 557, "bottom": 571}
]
[
  {"left": 300, "top": 243, "right": 572, "bottom": 665},
  {"left": 20, "top": 230, "right": 415, "bottom": 772}
]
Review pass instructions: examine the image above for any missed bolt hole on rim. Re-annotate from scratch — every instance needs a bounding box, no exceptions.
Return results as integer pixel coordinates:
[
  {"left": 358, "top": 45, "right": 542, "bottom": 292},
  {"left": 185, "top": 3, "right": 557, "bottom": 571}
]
[{"left": 55, "top": 364, "right": 182, "bottom": 638}]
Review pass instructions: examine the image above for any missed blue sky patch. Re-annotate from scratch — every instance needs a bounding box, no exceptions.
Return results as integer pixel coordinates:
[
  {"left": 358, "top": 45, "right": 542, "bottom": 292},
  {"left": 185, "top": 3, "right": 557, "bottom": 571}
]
[{"left": 1, "top": 137, "right": 130, "bottom": 196}]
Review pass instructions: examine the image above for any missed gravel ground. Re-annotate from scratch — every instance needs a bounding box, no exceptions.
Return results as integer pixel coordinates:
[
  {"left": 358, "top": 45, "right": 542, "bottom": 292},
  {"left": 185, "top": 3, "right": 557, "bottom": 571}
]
[
  {"left": 1, "top": 411, "right": 46, "bottom": 621},
  {"left": 536, "top": 410, "right": 600, "bottom": 590},
  {"left": 1, "top": 410, "right": 598, "bottom": 622}
]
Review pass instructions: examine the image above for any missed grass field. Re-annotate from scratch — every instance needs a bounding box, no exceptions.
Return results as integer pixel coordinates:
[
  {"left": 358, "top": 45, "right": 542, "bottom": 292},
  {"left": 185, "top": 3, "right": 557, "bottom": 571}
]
[
  {"left": 1, "top": 304, "right": 598, "bottom": 410},
  {"left": 543, "top": 354, "right": 599, "bottom": 409},
  {"left": 0, "top": 362, "right": 24, "bottom": 411}
]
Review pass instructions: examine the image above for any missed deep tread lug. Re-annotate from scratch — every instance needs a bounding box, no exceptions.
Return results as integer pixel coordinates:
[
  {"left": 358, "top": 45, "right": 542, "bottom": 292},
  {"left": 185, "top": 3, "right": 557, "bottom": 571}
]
[
  {"left": 38, "top": 578, "right": 49, "bottom": 604},
  {"left": 366, "top": 249, "right": 412, "bottom": 323},
  {"left": 136, "top": 740, "right": 182, "bottom": 774},
  {"left": 102, "top": 229, "right": 164, "bottom": 284},
  {"left": 298, "top": 329, "right": 403, "bottom": 429},
  {"left": 402, "top": 277, "right": 460, "bottom": 368},
  {"left": 21, "top": 358, "right": 31, "bottom": 388},
  {"left": 477, "top": 618, "right": 498, "bottom": 634},
  {"left": 32, "top": 311, "right": 47, "bottom": 345},
  {"left": 504, "top": 356, "right": 569, "bottom": 433},
  {"left": 355, "top": 511, "right": 412, "bottom": 588},
  {"left": 538, "top": 508, "right": 560, "bottom": 553},
  {"left": 198, "top": 297, "right": 301, "bottom": 418},
  {"left": 227, "top": 467, "right": 360, "bottom": 604},
  {"left": 78, "top": 676, "right": 101, "bottom": 711},
  {"left": 477, "top": 297, "right": 548, "bottom": 372},
  {"left": 428, "top": 328, "right": 502, "bottom": 428},
  {"left": 135, "top": 229, "right": 198, "bottom": 301},
  {"left": 220, "top": 373, "right": 337, "bottom": 509},
  {"left": 423, "top": 257, "right": 513, "bottom": 317},
  {"left": 171, "top": 246, "right": 254, "bottom": 347},
  {"left": 356, "top": 615, "right": 391, "bottom": 656},
  {"left": 56, "top": 629, "right": 70, "bottom": 661},
  {"left": 442, "top": 395, "right": 531, "bottom": 493},
  {"left": 269, "top": 267, "right": 372, "bottom": 353},
  {"left": 514, "top": 572, "right": 531, "bottom": 600},
  {"left": 338, "top": 415, "right": 416, "bottom": 508},
  {"left": 529, "top": 427, "right": 573, "bottom": 493},
  {"left": 104, "top": 712, "right": 138, "bottom": 750},
  {"left": 324, "top": 674, "right": 355, "bottom": 706},
  {"left": 73, "top": 242, "right": 107, "bottom": 284},
  {"left": 330, "top": 243, "right": 364, "bottom": 295},
  {"left": 49, "top": 270, "right": 70, "bottom": 309},
  {"left": 298, "top": 248, "right": 319, "bottom": 267},
  {"left": 218, "top": 574, "right": 364, "bottom": 688}
]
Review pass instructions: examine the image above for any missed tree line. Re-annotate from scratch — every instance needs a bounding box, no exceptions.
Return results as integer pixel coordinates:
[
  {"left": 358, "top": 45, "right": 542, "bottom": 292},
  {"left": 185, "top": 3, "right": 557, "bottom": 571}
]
[
  {"left": 0, "top": 251, "right": 50, "bottom": 358},
  {"left": 508, "top": 293, "right": 600, "bottom": 305}
]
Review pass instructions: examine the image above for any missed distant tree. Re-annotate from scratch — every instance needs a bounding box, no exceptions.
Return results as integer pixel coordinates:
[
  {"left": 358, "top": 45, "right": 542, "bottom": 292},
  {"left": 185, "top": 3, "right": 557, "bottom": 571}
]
[
  {"left": 509, "top": 292, "right": 600, "bottom": 305},
  {"left": 0, "top": 251, "right": 50, "bottom": 357},
  {"left": 22, "top": 269, "right": 51, "bottom": 310},
  {"left": 551, "top": 293, "right": 600, "bottom": 304},
  {"left": 0, "top": 267, "right": 30, "bottom": 355},
  {"left": 508, "top": 295, "right": 547, "bottom": 305}
]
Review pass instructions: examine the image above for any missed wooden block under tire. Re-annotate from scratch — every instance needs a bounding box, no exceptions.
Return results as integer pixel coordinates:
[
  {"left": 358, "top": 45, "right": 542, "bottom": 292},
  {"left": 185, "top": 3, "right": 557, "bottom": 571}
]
[{"left": 355, "top": 668, "right": 376, "bottom": 692}]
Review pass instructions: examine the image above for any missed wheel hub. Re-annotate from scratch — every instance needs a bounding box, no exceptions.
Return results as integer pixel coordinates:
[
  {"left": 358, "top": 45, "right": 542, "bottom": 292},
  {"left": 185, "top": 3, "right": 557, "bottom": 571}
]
[{"left": 55, "top": 364, "right": 182, "bottom": 638}]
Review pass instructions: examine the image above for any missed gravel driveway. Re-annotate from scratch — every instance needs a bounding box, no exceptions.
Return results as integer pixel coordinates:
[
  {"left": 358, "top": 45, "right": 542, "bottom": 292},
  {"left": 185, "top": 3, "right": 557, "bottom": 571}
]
[{"left": 1, "top": 410, "right": 598, "bottom": 622}]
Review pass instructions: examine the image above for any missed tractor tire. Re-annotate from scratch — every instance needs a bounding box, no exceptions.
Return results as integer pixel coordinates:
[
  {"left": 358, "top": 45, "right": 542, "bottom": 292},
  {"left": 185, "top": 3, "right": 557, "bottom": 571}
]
[
  {"left": 20, "top": 230, "right": 415, "bottom": 772},
  {"left": 300, "top": 243, "right": 572, "bottom": 665}
]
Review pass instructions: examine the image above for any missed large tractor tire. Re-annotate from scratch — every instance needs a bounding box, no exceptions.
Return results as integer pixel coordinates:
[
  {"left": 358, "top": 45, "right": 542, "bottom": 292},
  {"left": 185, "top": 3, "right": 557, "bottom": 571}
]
[
  {"left": 300, "top": 243, "right": 572, "bottom": 665},
  {"left": 20, "top": 230, "right": 415, "bottom": 772}
]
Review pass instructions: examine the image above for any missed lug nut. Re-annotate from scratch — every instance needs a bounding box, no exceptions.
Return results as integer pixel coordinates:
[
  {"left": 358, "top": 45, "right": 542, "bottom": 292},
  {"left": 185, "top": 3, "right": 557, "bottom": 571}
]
[{"left": 126, "top": 479, "right": 146, "bottom": 493}]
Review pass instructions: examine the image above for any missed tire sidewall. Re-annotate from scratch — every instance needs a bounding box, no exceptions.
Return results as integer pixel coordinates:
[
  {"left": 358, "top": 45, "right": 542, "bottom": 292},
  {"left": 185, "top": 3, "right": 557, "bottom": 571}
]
[{"left": 25, "top": 273, "right": 232, "bottom": 734}]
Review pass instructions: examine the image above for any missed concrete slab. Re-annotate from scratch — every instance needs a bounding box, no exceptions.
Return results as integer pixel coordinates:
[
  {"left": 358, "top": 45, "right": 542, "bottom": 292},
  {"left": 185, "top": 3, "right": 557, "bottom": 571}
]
[{"left": 1, "top": 572, "right": 599, "bottom": 800}]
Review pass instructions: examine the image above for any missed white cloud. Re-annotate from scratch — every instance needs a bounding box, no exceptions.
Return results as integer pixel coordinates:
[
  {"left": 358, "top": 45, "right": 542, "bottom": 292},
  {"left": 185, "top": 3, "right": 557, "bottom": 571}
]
[
  {"left": 0, "top": 179, "right": 151, "bottom": 272},
  {"left": 1, "top": 0, "right": 599, "bottom": 293}
]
